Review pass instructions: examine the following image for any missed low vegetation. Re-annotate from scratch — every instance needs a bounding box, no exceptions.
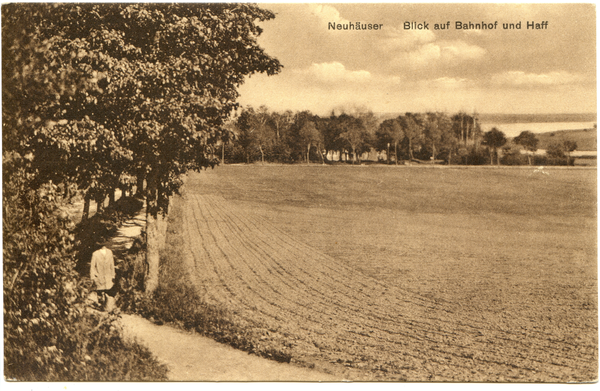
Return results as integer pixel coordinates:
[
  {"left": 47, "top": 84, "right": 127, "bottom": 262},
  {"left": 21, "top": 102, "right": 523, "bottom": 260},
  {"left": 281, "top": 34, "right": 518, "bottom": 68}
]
[{"left": 3, "top": 168, "right": 168, "bottom": 380}]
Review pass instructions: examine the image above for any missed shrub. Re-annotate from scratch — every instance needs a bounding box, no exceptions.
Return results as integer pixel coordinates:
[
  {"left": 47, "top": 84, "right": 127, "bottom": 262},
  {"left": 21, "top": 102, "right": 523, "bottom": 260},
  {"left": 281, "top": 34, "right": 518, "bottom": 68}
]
[
  {"left": 533, "top": 155, "right": 569, "bottom": 166},
  {"left": 501, "top": 147, "right": 529, "bottom": 166},
  {"left": 3, "top": 156, "right": 167, "bottom": 380}
]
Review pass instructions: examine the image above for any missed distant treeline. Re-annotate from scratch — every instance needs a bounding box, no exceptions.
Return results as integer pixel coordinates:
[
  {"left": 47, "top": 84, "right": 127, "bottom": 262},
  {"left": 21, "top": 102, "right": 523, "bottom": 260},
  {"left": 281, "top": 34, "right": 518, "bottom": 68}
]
[
  {"left": 220, "top": 106, "right": 582, "bottom": 166},
  {"left": 477, "top": 113, "right": 597, "bottom": 124}
]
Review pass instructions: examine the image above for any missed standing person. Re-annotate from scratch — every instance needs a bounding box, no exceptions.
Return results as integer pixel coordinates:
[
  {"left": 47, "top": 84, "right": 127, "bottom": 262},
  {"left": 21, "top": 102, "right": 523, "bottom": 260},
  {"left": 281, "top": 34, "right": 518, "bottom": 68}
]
[{"left": 90, "top": 244, "right": 116, "bottom": 311}]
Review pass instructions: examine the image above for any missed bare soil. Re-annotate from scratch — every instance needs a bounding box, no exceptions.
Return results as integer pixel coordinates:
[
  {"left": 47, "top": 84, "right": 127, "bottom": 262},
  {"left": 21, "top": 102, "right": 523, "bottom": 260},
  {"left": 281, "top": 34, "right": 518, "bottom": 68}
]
[{"left": 177, "top": 166, "right": 597, "bottom": 382}]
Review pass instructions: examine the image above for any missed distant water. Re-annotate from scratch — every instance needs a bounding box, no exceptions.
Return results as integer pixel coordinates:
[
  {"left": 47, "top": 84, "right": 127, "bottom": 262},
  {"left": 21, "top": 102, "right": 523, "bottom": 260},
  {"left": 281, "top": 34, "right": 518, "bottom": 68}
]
[{"left": 480, "top": 122, "right": 596, "bottom": 138}]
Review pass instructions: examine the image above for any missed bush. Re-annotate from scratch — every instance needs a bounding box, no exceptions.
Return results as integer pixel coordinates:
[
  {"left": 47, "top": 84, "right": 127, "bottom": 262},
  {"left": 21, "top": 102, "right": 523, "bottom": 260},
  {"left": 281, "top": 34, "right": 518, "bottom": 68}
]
[
  {"left": 533, "top": 155, "right": 570, "bottom": 166},
  {"left": 3, "top": 156, "right": 167, "bottom": 380},
  {"left": 501, "top": 149, "right": 529, "bottom": 166}
]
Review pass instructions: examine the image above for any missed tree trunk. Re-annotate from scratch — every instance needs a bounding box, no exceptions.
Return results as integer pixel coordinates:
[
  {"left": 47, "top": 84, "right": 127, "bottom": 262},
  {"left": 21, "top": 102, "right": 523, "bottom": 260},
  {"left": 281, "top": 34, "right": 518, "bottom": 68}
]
[
  {"left": 408, "top": 139, "right": 414, "bottom": 161},
  {"left": 82, "top": 192, "right": 91, "bottom": 221},
  {"left": 352, "top": 146, "right": 357, "bottom": 165},
  {"left": 222, "top": 143, "right": 225, "bottom": 164},
  {"left": 387, "top": 144, "right": 390, "bottom": 165},
  {"left": 109, "top": 188, "right": 116, "bottom": 207},
  {"left": 145, "top": 170, "right": 160, "bottom": 294},
  {"left": 145, "top": 210, "right": 160, "bottom": 294},
  {"left": 136, "top": 172, "right": 145, "bottom": 197},
  {"left": 490, "top": 149, "right": 494, "bottom": 165},
  {"left": 259, "top": 145, "right": 265, "bottom": 164},
  {"left": 307, "top": 143, "right": 310, "bottom": 164},
  {"left": 394, "top": 142, "right": 398, "bottom": 165}
]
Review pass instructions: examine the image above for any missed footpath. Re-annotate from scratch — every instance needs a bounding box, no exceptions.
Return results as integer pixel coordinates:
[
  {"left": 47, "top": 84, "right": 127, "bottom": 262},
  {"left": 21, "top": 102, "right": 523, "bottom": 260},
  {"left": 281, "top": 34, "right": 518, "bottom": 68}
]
[{"left": 104, "top": 200, "right": 338, "bottom": 381}]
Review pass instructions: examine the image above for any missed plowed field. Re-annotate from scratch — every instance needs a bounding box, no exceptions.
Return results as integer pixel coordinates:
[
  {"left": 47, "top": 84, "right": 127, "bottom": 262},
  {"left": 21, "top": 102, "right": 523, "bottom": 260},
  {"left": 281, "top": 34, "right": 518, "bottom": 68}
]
[{"left": 181, "top": 165, "right": 597, "bottom": 382}]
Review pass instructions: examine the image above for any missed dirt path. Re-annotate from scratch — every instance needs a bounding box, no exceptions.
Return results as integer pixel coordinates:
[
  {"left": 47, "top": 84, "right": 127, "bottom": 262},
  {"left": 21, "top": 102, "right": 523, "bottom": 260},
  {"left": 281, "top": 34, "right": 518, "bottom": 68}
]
[{"left": 119, "top": 314, "right": 341, "bottom": 381}]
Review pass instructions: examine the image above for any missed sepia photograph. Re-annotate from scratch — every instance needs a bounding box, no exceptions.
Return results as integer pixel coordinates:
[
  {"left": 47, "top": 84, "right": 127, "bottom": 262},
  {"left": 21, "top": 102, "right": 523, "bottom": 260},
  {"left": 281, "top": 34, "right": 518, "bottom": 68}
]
[{"left": 2, "top": 2, "right": 597, "bottom": 384}]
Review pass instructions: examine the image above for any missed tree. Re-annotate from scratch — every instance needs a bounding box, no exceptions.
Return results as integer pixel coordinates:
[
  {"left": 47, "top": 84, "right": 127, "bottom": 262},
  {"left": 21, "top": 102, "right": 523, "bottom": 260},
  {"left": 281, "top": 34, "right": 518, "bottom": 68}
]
[
  {"left": 403, "top": 113, "right": 424, "bottom": 162},
  {"left": 513, "top": 131, "right": 539, "bottom": 165},
  {"left": 271, "top": 110, "right": 293, "bottom": 141},
  {"left": 337, "top": 114, "right": 367, "bottom": 164},
  {"left": 376, "top": 118, "right": 405, "bottom": 164},
  {"left": 546, "top": 142, "right": 565, "bottom": 158},
  {"left": 3, "top": 3, "right": 282, "bottom": 293},
  {"left": 451, "top": 112, "right": 481, "bottom": 147},
  {"left": 237, "top": 106, "right": 277, "bottom": 164},
  {"left": 424, "top": 112, "right": 452, "bottom": 162},
  {"left": 482, "top": 127, "right": 507, "bottom": 165},
  {"left": 322, "top": 114, "right": 347, "bottom": 162},
  {"left": 562, "top": 140, "right": 578, "bottom": 165},
  {"left": 297, "top": 121, "right": 322, "bottom": 164}
]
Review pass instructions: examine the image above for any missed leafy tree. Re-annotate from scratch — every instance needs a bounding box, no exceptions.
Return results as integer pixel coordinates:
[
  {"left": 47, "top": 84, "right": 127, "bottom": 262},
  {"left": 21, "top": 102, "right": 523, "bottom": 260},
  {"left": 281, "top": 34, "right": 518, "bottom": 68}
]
[
  {"left": 337, "top": 114, "right": 368, "bottom": 164},
  {"left": 546, "top": 142, "right": 565, "bottom": 158},
  {"left": 423, "top": 112, "right": 452, "bottom": 162},
  {"left": 271, "top": 110, "right": 293, "bottom": 141},
  {"left": 546, "top": 140, "right": 577, "bottom": 165},
  {"left": 482, "top": 127, "right": 507, "bottom": 165},
  {"left": 513, "top": 131, "right": 539, "bottom": 165},
  {"left": 322, "top": 114, "right": 347, "bottom": 162},
  {"left": 297, "top": 121, "right": 323, "bottom": 164},
  {"left": 403, "top": 113, "right": 424, "bottom": 162},
  {"left": 451, "top": 112, "right": 481, "bottom": 146},
  {"left": 3, "top": 3, "right": 282, "bottom": 307},
  {"left": 376, "top": 118, "right": 405, "bottom": 164},
  {"left": 562, "top": 140, "right": 578, "bottom": 165},
  {"left": 237, "top": 106, "right": 277, "bottom": 164}
]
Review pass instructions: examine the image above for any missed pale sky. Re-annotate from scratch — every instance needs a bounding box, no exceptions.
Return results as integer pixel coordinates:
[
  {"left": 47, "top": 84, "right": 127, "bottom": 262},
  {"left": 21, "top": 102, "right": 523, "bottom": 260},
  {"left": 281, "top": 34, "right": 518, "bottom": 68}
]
[{"left": 237, "top": 3, "right": 596, "bottom": 116}]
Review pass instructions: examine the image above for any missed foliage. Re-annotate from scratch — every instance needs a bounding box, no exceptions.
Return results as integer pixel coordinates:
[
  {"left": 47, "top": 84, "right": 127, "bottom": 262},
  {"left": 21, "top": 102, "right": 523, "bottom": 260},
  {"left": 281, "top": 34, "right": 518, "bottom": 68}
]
[
  {"left": 237, "top": 106, "right": 277, "bottom": 164},
  {"left": 3, "top": 155, "right": 167, "bottom": 380},
  {"left": 3, "top": 3, "right": 283, "bottom": 295},
  {"left": 403, "top": 113, "right": 425, "bottom": 161},
  {"left": 336, "top": 114, "right": 372, "bottom": 164},
  {"left": 500, "top": 145, "right": 528, "bottom": 166},
  {"left": 451, "top": 112, "right": 482, "bottom": 146},
  {"left": 375, "top": 118, "right": 404, "bottom": 164},
  {"left": 482, "top": 127, "right": 507, "bottom": 165},
  {"left": 513, "top": 131, "right": 539, "bottom": 165},
  {"left": 513, "top": 131, "right": 539, "bottom": 152},
  {"left": 546, "top": 140, "right": 577, "bottom": 165},
  {"left": 546, "top": 142, "right": 566, "bottom": 158},
  {"left": 3, "top": 3, "right": 282, "bottom": 378},
  {"left": 423, "top": 112, "right": 453, "bottom": 162}
]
